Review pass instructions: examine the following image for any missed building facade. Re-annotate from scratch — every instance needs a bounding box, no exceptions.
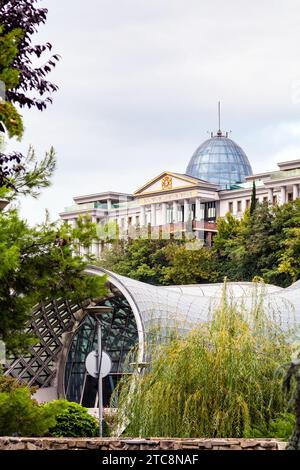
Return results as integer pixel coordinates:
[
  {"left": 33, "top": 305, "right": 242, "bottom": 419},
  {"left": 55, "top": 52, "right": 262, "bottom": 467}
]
[{"left": 60, "top": 130, "right": 300, "bottom": 254}]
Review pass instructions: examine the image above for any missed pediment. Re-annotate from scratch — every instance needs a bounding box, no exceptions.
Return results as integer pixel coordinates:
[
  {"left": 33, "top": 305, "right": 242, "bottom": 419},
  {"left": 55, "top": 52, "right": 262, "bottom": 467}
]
[{"left": 134, "top": 172, "right": 203, "bottom": 196}]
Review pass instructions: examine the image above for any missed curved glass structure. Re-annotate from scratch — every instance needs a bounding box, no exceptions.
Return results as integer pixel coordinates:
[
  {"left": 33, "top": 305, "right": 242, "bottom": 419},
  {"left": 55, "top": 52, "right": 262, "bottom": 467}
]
[
  {"left": 5, "top": 266, "right": 300, "bottom": 406},
  {"left": 186, "top": 133, "right": 253, "bottom": 188},
  {"left": 65, "top": 295, "right": 138, "bottom": 407}
]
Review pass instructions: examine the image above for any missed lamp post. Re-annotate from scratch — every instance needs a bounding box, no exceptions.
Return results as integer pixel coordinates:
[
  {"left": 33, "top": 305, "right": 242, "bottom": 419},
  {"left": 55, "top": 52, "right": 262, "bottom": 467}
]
[{"left": 85, "top": 305, "right": 113, "bottom": 437}]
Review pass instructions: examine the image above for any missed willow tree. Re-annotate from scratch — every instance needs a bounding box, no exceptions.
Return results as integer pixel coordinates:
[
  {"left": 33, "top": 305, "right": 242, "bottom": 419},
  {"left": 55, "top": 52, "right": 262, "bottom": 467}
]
[{"left": 113, "top": 285, "right": 294, "bottom": 438}]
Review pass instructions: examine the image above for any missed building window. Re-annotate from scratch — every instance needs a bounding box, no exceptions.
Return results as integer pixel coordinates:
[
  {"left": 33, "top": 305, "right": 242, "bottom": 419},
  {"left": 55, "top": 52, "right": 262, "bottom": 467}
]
[
  {"left": 273, "top": 195, "right": 277, "bottom": 205},
  {"left": 237, "top": 201, "right": 242, "bottom": 212},
  {"left": 246, "top": 199, "right": 250, "bottom": 209},
  {"left": 128, "top": 217, "right": 132, "bottom": 226},
  {"left": 288, "top": 193, "right": 293, "bottom": 202},
  {"left": 192, "top": 203, "right": 196, "bottom": 221},
  {"left": 206, "top": 201, "right": 216, "bottom": 220},
  {"left": 263, "top": 196, "right": 268, "bottom": 204},
  {"left": 228, "top": 202, "right": 233, "bottom": 213},
  {"left": 178, "top": 206, "right": 184, "bottom": 222},
  {"left": 136, "top": 215, "right": 140, "bottom": 226}
]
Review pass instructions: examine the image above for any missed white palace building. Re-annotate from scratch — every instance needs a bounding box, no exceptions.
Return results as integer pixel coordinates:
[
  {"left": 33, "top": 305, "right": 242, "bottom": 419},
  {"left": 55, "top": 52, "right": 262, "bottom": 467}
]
[{"left": 60, "top": 125, "right": 300, "bottom": 254}]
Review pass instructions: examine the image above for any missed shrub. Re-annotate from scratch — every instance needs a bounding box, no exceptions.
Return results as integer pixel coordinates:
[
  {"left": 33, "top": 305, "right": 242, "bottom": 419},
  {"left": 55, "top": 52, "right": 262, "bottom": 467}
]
[
  {"left": 113, "top": 283, "right": 295, "bottom": 438},
  {"left": 0, "top": 378, "right": 56, "bottom": 436},
  {"left": 0, "top": 377, "right": 108, "bottom": 438},
  {"left": 44, "top": 400, "right": 101, "bottom": 437},
  {"left": 248, "top": 413, "right": 295, "bottom": 440}
]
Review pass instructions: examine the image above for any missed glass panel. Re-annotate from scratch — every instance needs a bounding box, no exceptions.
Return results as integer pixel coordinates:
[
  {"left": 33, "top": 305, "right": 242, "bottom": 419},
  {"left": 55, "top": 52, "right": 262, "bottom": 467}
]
[
  {"left": 185, "top": 136, "right": 252, "bottom": 188},
  {"left": 64, "top": 293, "right": 138, "bottom": 406}
]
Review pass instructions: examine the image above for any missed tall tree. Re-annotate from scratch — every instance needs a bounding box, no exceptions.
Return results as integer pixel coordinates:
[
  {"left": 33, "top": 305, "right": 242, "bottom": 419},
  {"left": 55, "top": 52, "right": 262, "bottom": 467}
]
[
  {"left": 0, "top": 25, "right": 24, "bottom": 138},
  {"left": 0, "top": 0, "right": 60, "bottom": 111},
  {"left": 99, "top": 238, "right": 219, "bottom": 285},
  {"left": 0, "top": 207, "right": 106, "bottom": 353},
  {"left": 250, "top": 180, "right": 257, "bottom": 215}
]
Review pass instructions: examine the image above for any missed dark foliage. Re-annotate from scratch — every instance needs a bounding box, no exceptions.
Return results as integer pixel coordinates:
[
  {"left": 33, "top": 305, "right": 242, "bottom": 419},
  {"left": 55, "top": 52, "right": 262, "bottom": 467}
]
[
  {"left": 0, "top": 151, "right": 24, "bottom": 188},
  {"left": 0, "top": 0, "right": 60, "bottom": 110}
]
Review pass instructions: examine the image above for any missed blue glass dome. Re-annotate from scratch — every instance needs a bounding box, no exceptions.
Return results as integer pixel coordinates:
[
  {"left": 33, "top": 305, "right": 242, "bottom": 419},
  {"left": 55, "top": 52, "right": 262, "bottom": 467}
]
[{"left": 186, "top": 132, "right": 253, "bottom": 188}]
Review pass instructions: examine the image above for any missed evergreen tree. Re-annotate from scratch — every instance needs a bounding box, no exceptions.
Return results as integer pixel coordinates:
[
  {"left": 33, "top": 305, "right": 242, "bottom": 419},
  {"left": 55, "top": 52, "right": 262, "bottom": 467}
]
[
  {"left": 250, "top": 180, "right": 257, "bottom": 215},
  {"left": 0, "top": 206, "right": 106, "bottom": 353}
]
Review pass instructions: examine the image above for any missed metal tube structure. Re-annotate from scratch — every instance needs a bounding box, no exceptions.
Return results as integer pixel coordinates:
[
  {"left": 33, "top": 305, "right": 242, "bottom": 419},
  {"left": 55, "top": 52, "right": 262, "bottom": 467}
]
[{"left": 97, "top": 318, "right": 103, "bottom": 438}]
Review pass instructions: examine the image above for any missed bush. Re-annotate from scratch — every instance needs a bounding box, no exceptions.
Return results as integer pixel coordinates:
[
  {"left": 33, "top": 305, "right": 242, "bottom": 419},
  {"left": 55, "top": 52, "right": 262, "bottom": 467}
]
[
  {"left": 0, "top": 377, "right": 109, "bottom": 438},
  {"left": 248, "top": 413, "right": 295, "bottom": 440},
  {"left": 113, "top": 283, "right": 295, "bottom": 438},
  {"left": 44, "top": 400, "right": 102, "bottom": 438},
  {"left": 0, "top": 378, "right": 56, "bottom": 436}
]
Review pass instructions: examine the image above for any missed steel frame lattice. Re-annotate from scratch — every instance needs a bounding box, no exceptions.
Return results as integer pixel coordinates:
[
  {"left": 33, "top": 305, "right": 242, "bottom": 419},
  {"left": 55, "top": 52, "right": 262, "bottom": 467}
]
[{"left": 4, "top": 299, "right": 83, "bottom": 387}]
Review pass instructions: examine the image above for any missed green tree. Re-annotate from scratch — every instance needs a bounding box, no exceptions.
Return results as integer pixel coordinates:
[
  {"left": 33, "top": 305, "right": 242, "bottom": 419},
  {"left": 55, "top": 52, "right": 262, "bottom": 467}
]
[
  {"left": 0, "top": 0, "right": 60, "bottom": 111},
  {"left": 0, "top": 208, "right": 106, "bottom": 353},
  {"left": 113, "top": 285, "right": 293, "bottom": 438},
  {"left": 160, "top": 243, "right": 219, "bottom": 285},
  {"left": 250, "top": 180, "right": 257, "bottom": 215},
  {"left": 100, "top": 239, "right": 178, "bottom": 285},
  {"left": 100, "top": 238, "right": 218, "bottom": 285},
  {"left": 277, "top": 199, "right": 300, "bottom": 282},
  {"left": 0, "top": 24, "right": 24, "bottom": 138},
  {"left": 213, "top": 202, "right": 298, "bottom": 286}
]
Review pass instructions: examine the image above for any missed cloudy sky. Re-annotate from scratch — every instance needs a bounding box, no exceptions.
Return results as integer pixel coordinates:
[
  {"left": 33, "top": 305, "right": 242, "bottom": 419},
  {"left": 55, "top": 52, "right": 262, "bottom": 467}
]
[{"left": 10, "top": 0, "right": 300, "bottom": 224}]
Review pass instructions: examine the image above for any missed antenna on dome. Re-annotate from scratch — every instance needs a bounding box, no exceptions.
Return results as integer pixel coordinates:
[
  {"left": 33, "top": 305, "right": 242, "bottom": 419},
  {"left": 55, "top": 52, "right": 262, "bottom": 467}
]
[{"left": 217, "top": 101, "right": 222, "bottom": 136}]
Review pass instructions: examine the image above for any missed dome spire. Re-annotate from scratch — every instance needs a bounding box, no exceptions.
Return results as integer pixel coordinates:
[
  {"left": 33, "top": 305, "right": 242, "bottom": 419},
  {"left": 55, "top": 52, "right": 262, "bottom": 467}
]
[{"left": 217, "top": 101, "right": 222, "bottom": 136}]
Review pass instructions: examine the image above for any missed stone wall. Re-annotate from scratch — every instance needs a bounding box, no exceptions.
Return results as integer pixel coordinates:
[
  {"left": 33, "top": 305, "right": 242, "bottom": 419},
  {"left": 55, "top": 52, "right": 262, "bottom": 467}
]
[{"left": 0, "top": 437, "right": 287, "bottom": 451}]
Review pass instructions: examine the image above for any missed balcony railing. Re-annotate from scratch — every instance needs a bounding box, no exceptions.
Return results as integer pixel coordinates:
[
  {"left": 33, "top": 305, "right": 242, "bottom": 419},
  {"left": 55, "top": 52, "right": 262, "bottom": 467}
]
[
  {"left": 270, "top": 168, "right": 300, "bottom": 180},
  {"left": 63, "top": 202, "right": 108, "bottom": 213}
]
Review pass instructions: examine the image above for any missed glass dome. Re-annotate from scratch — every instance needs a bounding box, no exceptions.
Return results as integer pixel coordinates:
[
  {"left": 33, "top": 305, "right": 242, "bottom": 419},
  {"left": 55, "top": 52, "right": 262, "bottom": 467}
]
[{"left": 186, "top": 132, "right": 253, "bottom": 188}]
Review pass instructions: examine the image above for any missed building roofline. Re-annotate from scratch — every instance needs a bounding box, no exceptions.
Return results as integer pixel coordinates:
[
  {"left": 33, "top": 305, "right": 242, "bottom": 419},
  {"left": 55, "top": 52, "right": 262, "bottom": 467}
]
[
  {"left": 277, "top": 159, "right": 300, "bottom": 170},
  {"left": 134, "top": 171, "right": 219, "bottom": 195},
  {"left": 74, "top": 191, "right": 134, "bottom": 203}
]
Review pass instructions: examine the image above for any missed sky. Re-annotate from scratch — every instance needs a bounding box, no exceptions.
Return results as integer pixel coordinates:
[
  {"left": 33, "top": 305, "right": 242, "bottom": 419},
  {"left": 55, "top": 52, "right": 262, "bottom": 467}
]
[{"left": 9, "top": 0, "right": 300, "bottom": 224}]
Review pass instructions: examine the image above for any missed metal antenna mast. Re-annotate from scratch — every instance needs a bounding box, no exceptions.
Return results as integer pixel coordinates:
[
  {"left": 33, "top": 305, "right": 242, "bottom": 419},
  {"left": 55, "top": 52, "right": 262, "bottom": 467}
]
[{"left": 217, "top": 101, "right": 222, "bottom": 136}]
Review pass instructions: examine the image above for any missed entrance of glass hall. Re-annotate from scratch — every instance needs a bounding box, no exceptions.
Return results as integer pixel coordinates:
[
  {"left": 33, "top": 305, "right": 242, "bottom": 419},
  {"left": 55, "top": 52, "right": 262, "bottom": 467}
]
[{"left": 64, "top": 291, "right": 138, "bottom": 407}]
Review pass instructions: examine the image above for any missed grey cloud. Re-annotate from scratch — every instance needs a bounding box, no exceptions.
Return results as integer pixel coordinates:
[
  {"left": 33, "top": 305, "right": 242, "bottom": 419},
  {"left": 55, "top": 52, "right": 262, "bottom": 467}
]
[{"left": 11, "top": 0, "right": 300, "bottom": 224}]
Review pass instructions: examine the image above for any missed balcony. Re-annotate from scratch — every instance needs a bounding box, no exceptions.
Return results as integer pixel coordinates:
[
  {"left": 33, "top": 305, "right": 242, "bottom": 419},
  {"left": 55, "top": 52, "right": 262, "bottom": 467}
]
[
  {"left": 137, "top": 220, "right": 217, "bottom": 233},
  {"left": 270, "top": 168, "right": 300, "bottom": 180},
  {"left": 63, "top": 202, "right": 108, "bottom": 213}
]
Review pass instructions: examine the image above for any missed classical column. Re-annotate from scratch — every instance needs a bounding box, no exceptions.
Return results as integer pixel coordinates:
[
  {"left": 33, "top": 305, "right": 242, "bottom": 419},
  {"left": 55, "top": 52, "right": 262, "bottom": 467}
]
[
  {"left": 151, "top": 203, "right": 156, "bottom": 227},
  {"left": 172, "top": 201, "right": 178, "bottom": 223},
  {"left": 268, "top": 188, "right": 273, "bottom": 204},
  {"left": 293, "top": 184, "right": 299, "bottom": 200},
  {"left": 162, "top": 202, "right": 167, "bottom": 225},
  {"left": 195, "top": 197, "right": 202, "bottom": 221},
  {"left": 107, "top": 199, "right": 112, "bottom": 211},
  {"left": 184, "top": 199, "right": 190, "bottom": 222},
  {"left": 280, "top": 186, "right": 287, "bottom": 205},
  {"left": 140, "top": 205, "right": 146, "bottom": 226}
]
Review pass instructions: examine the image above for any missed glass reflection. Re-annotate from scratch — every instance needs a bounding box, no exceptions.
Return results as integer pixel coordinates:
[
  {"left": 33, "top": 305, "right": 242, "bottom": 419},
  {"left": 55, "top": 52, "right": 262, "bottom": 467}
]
[{"left": 186, "top": 135, "right": 253, "bottom": 188}]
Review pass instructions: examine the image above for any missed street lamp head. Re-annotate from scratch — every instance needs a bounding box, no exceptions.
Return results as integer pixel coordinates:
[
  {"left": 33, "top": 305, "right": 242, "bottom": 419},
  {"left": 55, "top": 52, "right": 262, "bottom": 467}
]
[{"left": 85, "top": 305, "right": 113, "bottom": 320}]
